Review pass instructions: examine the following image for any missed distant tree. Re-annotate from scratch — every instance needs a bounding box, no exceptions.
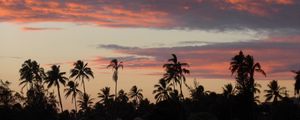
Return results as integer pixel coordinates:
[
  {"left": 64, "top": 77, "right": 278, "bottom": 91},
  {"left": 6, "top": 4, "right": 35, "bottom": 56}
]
[
  {"left": 222, "top": 83, "right": 237, "bottom": 99},
  {"left": 65, "top": 81, "right": 82, "bottom": 113},
  {"left": 264, "top": 80, "right": 287, "bottom": 103},
  {"left": 292, "top": 70, "right": 300, "bottom": 97},
  {"left": 163, "top": 54, "right": 190, "bottom": 99},
  {"left": 186, "top": 80, "right": 208, "bottom": 101},
  {"left": 129, "top": 85, "right": 143, "bottom": 108},
  {"left": 97, "top": 87, "right": 114, "bottom": 106},
  {"left": 153, "top": 79, "right": 173, "bottom": 103},
  {"left": 70, "top": 60, "right": 94, "bottom": 94},
  {"left": 107, "top": 59, "right": 123, "bottom": 99},
  {"left": 45, "top": 65, "right": 67, "bottom": 112},
  {"left": 116, "top": 89, "right": 129, "bottom": 103},
  {"left": 0, "top": 80, "right": 15, "bottom": 107},
  {"left": 19, "top": 59, "right": 45, "bottom": 90},
  {"left": 78, "top": 93, "right": 94, "bottom": 112}
]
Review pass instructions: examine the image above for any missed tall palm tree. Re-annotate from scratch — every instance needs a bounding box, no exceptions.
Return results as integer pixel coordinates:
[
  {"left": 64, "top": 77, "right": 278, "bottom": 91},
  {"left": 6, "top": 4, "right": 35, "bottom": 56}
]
[
  {"left": 222, "top": 83, "right": 237, "bottom": 99},
  {"left": 45, "top": 65, "right": 67, "bottom": 112},
  {"left": 153, "top": 79, "right": 173, "bottom": 103},
  {"left": 97, "top": 87, "right": 114, "bottom": 106},
  {"left": 19, "top": 59, "right": 45, "bottom": 90},
  {"left": 292, "top": 70, "right": 300, "bottom": 97},
  {"left": 264, "top": 80, "right": 287, "bottom": 103},
  {"left": 163, "top": 54, "right": 190, "bottom": 98},
  {"left": 70, "top": 60, "right": 94, "bottom": 94},
  {"left": 107, "top": 59, "right": 123, "bottom": 99},
  {"left": 129, "top": 85, "right": 143, "bottom": 107},
  {"left": 78, "top": 93, "right": 94, "bottom": 112},
  {"left": 65, "top": 81, "right": 82, "bottom": 113}
]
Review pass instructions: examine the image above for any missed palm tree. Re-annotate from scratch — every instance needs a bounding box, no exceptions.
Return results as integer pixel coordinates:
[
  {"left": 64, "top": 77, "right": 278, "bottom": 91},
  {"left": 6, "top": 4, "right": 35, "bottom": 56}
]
[
  {"left": 45, "top": 65, "right": 67, "bottom": 112},
  {"left": 65, "top": 81, "right": 82, "bottom": 113},
  {"left": 78, "top": 93, "right": 94, "bottom": 112},
  {"left": 116, "top": 89, "right": 129, "bottom": 103},
  {"left": 129, "top": 85, "right": 143, "bottom": 108},
  {"left": 292, "top": 70, "right": 300, "bottom": 97},
  {"left": 70, "top": 60, "right": 94, "bottom": 94},
  {"left": 19, "top": 59, "right": 45, "bottom": 90},
  {"left": 97, "top": 87, "right": 114, "bottom": 106},
  {"left": 222, "top": 83, "right": 237, "bottom": 99},
  {"left": 264, "top": 80, "right": 287, "bottom": 103},
  {"left": 107, "top": 59, "right": 123, "bottom": 99},
  {"left": 153, "top": 79, "right": 173, "bottom": 103},
  {"left": 163, "top": 54, "right": 190, "bottom": 98}
]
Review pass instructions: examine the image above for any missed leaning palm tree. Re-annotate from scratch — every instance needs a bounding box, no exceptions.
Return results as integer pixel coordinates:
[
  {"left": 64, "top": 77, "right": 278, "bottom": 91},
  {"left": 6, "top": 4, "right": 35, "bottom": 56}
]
[
  {"left": 292, "top": 70, "right": 300, "bottom": 97},
  {"left": 153, "top": 79, "right": 173, "bottom": 103},
  {"left": 264, "top": 80, "right": 287, "bottom": 103},
  {"left": 70, "top": 60, "right": 94, "bottom": 94},
  {"left": 129, "top": 85, "right": 143, "bottom": 108},
  {"left": 65, "top": 81, "right": 82, "bottom": 113},
  {"left": 107, "top": 59, "right": 123, "bottom": 99},
  {"left": 45, "top": 65, "right": 67, "bottom": 112},
  {"left": 97, "top": 87, "right": 114, "bottom": 106},
  {"left": 163, "top": 54, "right": 190, "bottom": 98},
  {"left": 78, "top": 93, "right": 94, "bottom": 112},
  {"left": 19, "top": 59, "right": 45, "bottom": 90}
]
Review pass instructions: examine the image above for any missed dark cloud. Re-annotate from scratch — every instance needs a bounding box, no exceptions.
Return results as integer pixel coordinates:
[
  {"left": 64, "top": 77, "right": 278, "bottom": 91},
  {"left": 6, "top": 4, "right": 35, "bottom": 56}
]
[
  {"left": 0, "top": 0, "right": 299, "bottom": 31},
  {"left": 96, "top": 36, "right": 300, "bottom": 80},
  {"left": 22, "top": 27, "right": 62, "bottom": 31}
]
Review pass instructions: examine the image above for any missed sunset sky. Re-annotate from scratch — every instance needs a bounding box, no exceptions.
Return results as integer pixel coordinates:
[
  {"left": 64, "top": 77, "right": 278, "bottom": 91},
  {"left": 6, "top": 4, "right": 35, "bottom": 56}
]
[{"left": 1, "top": 0, "right": 300, "bottom": 109}]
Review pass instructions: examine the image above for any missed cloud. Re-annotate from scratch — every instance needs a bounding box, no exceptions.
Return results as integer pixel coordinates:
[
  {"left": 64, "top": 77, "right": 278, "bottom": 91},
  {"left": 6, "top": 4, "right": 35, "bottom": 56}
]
[
  {"left": 0, "top": 0, "right": 299, "bottom": 31},
  {"left": 22, "top": 27, "right": 62, "bottom": 31},
  {"left": 96, "top": 36, "right": 300, "bottom": 80}
]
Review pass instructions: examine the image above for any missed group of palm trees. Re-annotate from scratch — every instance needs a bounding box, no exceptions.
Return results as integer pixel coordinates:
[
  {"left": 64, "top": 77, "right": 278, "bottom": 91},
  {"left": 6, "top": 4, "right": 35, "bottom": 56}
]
[{"left": 15, "top": 51, "right": 300, "bottom": 119}]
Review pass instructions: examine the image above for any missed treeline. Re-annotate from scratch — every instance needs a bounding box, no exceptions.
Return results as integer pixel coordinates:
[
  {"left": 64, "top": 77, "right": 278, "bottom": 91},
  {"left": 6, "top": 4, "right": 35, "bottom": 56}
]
[{"left": 1, "top": 51, "right": 300, "bottom": 120}]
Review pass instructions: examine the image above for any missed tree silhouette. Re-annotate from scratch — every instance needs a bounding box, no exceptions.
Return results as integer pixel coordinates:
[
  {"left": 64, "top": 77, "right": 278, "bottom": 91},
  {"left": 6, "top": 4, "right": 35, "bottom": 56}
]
[
  {"left": 107, "top": 59, "right": 123, "bottom": 99},
  {"left": 264, "top": 80, "right": 287, "bottom": 103},
  {"left": 292, "top": 70, "right": 300, "bottom": 97},
  {"left": 78, "top": 93, "right": 94, "bottom": 112},
  {"left": 153, "top": 79, "right": 173, "bottom": 103},
  {"left": 45, "top": 65, "right": 67, "bottom": 112},
  {"left": 116, "top": 89, "right": 129, "bottom": 103},
  {"left": 129, "top": 85, "right": 143, "bottom": 108},
  {"left": 97, "top": 87, "right": 114, "bottom": 106},
  {"left": 222, "top": 83, "right": 237, "bottom": 99},
  {"left": 163, "top": 54, "right": 190, "bottom": 99},
  {"left": 64, "top": 81, "right": 82, "bottom": 113},
  {"left": 19, "top": 59, "right": 45, "bottom": 90},
  {"left": 70, "top": 60, "right": 94, "bottom": 94},
  {"left": 0, "top": 80, "right": 15, "bottom": 107}
]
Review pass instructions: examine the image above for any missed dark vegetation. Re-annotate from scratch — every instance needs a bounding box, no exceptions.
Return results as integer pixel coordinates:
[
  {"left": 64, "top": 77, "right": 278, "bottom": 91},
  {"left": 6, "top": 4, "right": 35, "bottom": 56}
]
[{"left": 1, "top": 51, "right": 300, "bottom": 120}]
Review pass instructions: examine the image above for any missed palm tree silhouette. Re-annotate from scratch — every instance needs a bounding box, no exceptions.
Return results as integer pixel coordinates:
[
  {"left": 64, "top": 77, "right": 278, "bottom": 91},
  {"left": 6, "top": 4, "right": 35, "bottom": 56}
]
[
  {"left": 129, "top": 85, "right": 143, "bottom": 108},
  {"left": 222, "top": 83, "right": 237, "bottom": 99},
  {"left": 116, "top": 89, "right": 129, "bottom": 103},
  {"left": 163, "top": 54, "right": 190, "bottom": 99},
  {"left": 153, "top": 79, "right": 173, "bottom": 103},
  {"left": 264, "top": 80, "right": 287, "bottom": 103},
  {"left": 97, "top": 87, "right": 114, "bottom": 106},
  {"left": 19, "top": 59, "right": 45, "bottom": 90},
  {"left": 64, "top": 81, "right": 82, "bottom": 113},
  {"left": 78, "top": 93, "right": 94, "bottom": 112},
  {"left": 107, "top": 59, "right": 123, "bottom": 99},
  {"left": 70, "top": 60, "right": 94, "bottom": 94},
  {"left": 292, "top": 70, "right": 300, "bottom": 97},
  {"left": 45, "top": 65, "right": 67, "bottom": 112}
]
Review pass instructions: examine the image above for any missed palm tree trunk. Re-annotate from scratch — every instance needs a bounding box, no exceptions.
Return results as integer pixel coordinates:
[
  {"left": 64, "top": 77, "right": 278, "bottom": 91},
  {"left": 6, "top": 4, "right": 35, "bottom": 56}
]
[
  {"left": 74, "top": 95, "right": 77, "bottom": 119},
  {"left": 82, "top": 77, "right": 86, "bottom": 94},
  {"left": 179, "top": 81, "right": 184, "bottom": 99},
  {"left": 57, "top": 85, "right": 64, "bottom": 112},
  {"left": 115, "top": 81, "right": 117, "bottom": 100}
]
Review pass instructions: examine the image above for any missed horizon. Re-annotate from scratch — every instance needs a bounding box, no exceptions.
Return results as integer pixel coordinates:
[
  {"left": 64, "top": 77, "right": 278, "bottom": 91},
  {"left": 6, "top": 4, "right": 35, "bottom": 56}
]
[{"left": 1, "top": 0, "right": 300, "bottom": 111}]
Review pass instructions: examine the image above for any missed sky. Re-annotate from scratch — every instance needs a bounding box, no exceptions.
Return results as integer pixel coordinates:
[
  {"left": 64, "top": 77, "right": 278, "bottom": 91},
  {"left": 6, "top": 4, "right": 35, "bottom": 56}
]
[{"left": 0, "top": 0, "right": 300, "bottom": 109}]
